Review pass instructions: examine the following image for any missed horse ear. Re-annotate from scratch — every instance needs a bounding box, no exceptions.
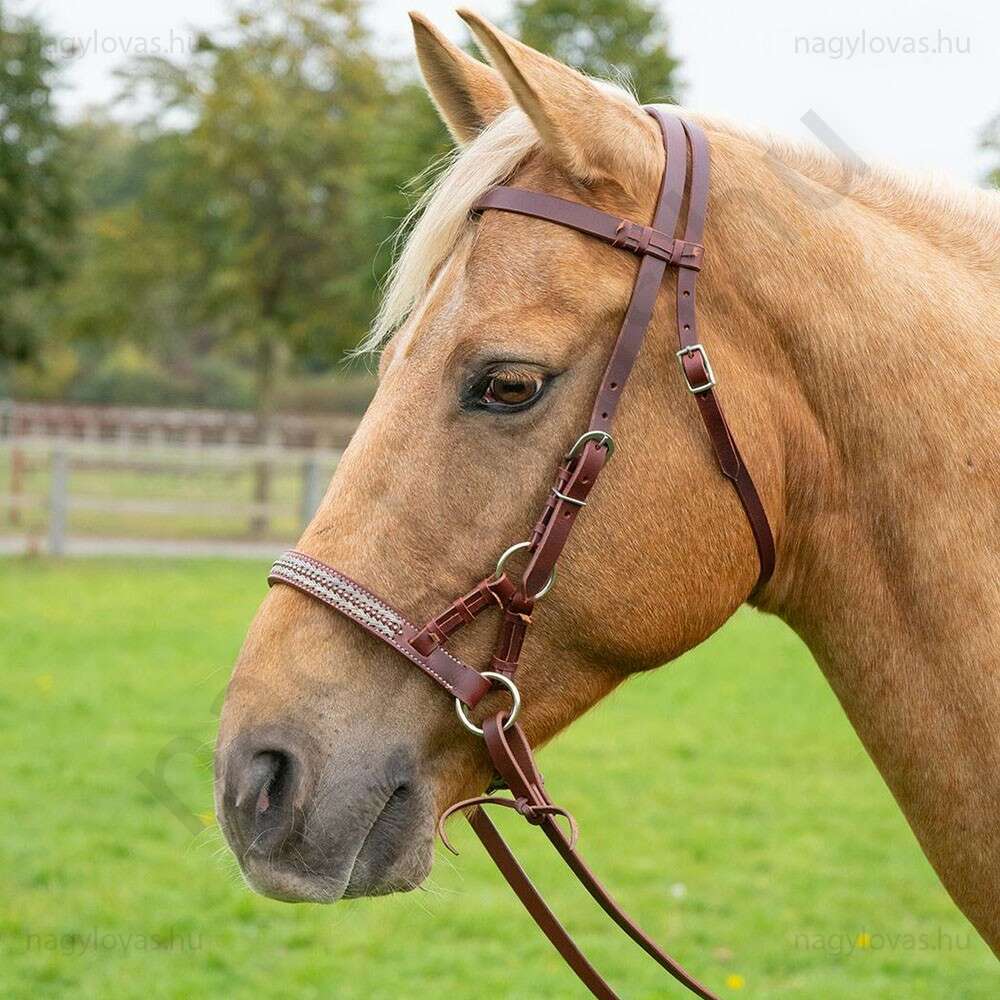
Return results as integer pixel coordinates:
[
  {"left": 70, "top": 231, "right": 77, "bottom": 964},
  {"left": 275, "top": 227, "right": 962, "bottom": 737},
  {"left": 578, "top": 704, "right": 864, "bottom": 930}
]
[
  {"left": 457, "top": 9, "right": 656, "bottom": 190},
  {"left": 410, "top": 12, "right": 512, "bottom": 144}
]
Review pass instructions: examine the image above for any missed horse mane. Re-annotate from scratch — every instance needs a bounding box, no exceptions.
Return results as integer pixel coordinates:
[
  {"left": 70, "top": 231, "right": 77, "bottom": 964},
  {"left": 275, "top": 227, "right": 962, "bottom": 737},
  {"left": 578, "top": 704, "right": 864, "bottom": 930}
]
[
  {"left": 365, "top": 90, "right": 1000, "bottom": 354},
  {"left": 701, "top": 112, "right": 1000, "bottom": 274},
  {"left": 363, "top": 106, "right": 542, "bottom": 353}
]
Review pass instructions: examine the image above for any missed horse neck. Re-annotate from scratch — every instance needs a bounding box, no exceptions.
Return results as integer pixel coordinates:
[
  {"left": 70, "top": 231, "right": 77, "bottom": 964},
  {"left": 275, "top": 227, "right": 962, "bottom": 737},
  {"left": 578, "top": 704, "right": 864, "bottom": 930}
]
[{"left": 704, "top": 128, "right": 1000, "bottom": 948}]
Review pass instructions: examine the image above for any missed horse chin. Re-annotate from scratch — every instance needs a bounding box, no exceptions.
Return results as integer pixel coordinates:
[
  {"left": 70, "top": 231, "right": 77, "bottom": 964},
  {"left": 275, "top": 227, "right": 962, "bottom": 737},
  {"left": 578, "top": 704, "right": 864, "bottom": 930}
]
[
  {"left": 240, "top": 835, "right": 434, "bottom": 904},
  {"left": 241, "top": 860, "right": 345, "bottom": 904}
]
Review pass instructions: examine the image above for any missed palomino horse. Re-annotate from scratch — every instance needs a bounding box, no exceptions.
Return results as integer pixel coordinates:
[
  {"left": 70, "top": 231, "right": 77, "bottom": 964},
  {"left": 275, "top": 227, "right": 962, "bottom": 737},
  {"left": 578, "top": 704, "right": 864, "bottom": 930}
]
[{"left": 215, "top": 5, "right": 1000, "bottom": 984}]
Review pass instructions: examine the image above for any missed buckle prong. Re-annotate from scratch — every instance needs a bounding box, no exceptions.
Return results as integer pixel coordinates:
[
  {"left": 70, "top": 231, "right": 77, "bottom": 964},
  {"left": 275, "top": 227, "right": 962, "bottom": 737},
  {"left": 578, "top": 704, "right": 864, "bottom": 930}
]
[{"left": 551, "top": 487, "right": 586, "bottom": 508}]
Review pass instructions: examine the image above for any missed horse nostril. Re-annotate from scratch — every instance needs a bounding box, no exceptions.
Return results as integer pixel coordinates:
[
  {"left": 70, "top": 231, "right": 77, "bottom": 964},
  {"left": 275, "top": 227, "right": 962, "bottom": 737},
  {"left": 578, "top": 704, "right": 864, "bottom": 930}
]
[
  {"left": 247, "top": 751, "right": 286, "bottom": 815},
  {"left": 229, "top": 747, "right": 302, "bottom": 854}
]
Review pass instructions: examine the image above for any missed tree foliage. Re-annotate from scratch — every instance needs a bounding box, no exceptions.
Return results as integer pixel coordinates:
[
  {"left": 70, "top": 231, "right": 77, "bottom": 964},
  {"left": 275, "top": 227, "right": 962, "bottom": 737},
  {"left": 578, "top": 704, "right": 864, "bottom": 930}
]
[
  {"left": 6, "top": 0, "right": 688, "bottom": 407},
  {"left": 119, "top": 0, "right": 391, "bottom": 392},
  {"left": 510, "top": 0, "right": 681, "bottom": 102},
  {"left": 983, "top": 114, "right": 1000, "bottom": 189},
  {"left": 0, "top": 10, "right": 74, "bottom": 362}
]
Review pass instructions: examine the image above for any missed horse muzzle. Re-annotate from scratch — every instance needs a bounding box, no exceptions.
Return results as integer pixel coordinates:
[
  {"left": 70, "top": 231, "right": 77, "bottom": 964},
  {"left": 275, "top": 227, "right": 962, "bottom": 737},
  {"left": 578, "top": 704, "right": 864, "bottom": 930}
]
[{"left": 214, "top": 724, "right": 434, "bottom": 902}]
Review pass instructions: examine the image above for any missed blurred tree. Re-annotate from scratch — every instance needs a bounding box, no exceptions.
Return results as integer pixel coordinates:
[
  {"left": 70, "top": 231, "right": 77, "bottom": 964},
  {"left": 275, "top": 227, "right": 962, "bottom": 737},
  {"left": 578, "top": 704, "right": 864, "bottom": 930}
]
[
  {"left": 0, "top": 10, "right": 74, "bottom": 364},
  {"left": 55, "top": 120, "right": 182, "bottom": 348},
  {"left": 510, "top": 0, "right": 681, "bottom": 102},
  {"left": 363, "top": 74, "right": 450, "bottom": 296},
  {"left": 983, "top": 114, "right": 1000, "bottom": 189},
  {"left": 15, "top": 2, "right": 451, "bottom": 416},
  {"left": 116, "top": 0, "right": 399, "bottom": 529},
  {"left": 120, "top": 1, "right": 390, "bottom": 408},
  {"left": 5, "top": 2, "right": 684, "bottom": 409}
]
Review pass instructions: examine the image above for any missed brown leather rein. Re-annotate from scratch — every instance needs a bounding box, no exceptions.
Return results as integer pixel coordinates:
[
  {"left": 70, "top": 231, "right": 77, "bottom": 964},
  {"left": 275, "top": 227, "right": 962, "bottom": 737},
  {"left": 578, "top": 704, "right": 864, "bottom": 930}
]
[{"left": 268, "top": 109, "right": 775, "bottom": 999}]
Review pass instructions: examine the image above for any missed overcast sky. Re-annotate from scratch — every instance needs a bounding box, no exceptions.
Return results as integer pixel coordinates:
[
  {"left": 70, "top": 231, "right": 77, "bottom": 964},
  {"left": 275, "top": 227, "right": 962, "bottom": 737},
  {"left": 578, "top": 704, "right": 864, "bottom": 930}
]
[{"left": 26, "top": 0, "right": 998, "bottom": 186}]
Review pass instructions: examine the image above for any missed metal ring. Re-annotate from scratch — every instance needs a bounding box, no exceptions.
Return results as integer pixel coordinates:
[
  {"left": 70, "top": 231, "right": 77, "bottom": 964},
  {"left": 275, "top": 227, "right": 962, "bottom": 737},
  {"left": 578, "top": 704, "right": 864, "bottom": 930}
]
[
  {"left": 495, "top": 541, "right": 557, "bottom": 600},
  {"left": 567, "top": 430, "right": 615, "bottom": 461},
  {"left": 455, "top": 672, "right": 522, "bottom": 736}
]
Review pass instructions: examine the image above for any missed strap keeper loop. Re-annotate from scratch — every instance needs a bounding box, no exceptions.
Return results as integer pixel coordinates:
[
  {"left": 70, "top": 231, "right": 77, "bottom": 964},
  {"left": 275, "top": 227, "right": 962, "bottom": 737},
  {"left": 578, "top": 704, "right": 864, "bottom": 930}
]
[{"left": 671, "top": 238, "right": 704, "bottom": 270}]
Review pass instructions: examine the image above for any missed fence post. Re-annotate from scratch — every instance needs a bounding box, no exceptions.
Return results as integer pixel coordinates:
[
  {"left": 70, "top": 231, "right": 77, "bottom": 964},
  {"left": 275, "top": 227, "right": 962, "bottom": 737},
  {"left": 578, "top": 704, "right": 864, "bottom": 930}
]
[
  {"left": 9, "top": 447, "right": 25, "bottom": 526},
  {"left": 300, "top": 458, "right": 324, "bottom": 530},
  {"left": 49, "top": 448, "right": 68, "bottom": 556}
]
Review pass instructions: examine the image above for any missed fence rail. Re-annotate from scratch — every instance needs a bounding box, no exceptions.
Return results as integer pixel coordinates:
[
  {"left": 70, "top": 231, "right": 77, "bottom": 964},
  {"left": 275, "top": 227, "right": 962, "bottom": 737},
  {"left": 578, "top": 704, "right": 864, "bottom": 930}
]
[
  {"left": 1, "top": 436, "right": 345, "bottom": 556},
  {"left": 0, "top": 399, "right": 359, "bottom": 451}
]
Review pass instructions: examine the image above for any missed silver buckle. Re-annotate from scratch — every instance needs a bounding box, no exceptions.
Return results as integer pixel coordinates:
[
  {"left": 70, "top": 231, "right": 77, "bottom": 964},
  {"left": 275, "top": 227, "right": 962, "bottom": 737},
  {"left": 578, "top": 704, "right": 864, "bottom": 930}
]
[
  {"left": 676, "top": 344, "right": 716, "bottom": 395},
  {"left": 566, "top": 430, "right": 615, "bottom": 461}
]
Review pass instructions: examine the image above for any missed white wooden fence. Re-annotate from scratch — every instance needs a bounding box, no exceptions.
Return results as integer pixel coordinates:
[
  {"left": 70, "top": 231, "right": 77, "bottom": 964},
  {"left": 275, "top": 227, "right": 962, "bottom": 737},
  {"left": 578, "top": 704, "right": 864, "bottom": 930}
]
[
  {"left": 1, "top": 438, "right": 343, "bottom": 555},
  {"left": 1, "top": 399, "right": 359, "bottom": 450}
]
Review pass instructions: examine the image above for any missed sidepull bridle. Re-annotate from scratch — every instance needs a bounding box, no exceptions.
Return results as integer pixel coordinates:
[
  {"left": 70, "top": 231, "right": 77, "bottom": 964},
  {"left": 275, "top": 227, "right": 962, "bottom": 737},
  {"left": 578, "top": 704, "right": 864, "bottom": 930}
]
[{"left": 268, "top": 108, "right": 775, "bottom": 999}]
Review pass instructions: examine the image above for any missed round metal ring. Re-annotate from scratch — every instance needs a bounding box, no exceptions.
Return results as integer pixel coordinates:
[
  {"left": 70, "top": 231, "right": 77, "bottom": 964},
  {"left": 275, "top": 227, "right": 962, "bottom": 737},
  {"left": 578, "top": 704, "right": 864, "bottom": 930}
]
[
  {"left": 455, "top": 672, "right": 522, "bottom": 736},
  {"left": 567, "top": 430, "right": 615, "bottom": 461},
  {"left": 494, "top": 541, "right": 557, "bottom": 600}
]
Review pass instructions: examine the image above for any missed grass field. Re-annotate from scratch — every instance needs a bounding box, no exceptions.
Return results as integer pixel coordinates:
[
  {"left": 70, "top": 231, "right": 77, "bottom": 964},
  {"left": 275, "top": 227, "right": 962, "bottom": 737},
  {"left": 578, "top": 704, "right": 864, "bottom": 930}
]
[{"left": 1, "top": 558, "right": 993, "bottom": 998}]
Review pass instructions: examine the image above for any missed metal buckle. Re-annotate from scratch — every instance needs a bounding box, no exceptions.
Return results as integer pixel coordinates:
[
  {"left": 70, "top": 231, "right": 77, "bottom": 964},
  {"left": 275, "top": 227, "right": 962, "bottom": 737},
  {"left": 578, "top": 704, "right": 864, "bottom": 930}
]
[
  {"left": 455, "top": 671, "right": 521, "bottom": 736},
  {"left": 676, "top": 344, "right": 716, "bottom": 395},
  {"left": 495, "top": 541, "right": 556, "bottom": 600},
  {"left": 566, "top": 430, "right": 615, "bottom": 461}
]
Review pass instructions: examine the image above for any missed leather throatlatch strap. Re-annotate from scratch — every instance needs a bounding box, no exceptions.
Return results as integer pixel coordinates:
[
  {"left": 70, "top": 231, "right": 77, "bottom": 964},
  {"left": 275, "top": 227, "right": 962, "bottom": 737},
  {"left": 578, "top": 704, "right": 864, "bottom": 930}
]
[{"left": 267, "top": 108, "right": 779, "bottom": 1000}]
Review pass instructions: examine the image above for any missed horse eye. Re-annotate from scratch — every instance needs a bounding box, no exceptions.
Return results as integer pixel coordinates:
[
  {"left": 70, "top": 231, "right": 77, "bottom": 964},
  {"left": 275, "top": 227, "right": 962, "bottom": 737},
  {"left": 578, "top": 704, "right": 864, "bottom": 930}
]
[{"left": 483, "top": 372, "right": 545, "bottom": 408}]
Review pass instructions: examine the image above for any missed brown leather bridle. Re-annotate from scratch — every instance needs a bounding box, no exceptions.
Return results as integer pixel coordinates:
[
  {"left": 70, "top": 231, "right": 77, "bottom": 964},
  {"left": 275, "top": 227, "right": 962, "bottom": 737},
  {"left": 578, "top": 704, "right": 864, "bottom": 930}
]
[{"left": 268, "top": 109, "right": 775, "bottom": 999}]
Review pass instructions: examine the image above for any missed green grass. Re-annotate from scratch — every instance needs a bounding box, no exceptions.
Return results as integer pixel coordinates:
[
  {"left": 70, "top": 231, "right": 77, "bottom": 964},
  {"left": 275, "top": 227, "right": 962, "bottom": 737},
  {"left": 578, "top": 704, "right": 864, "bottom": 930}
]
[{"left": 0, "top": 558, "right": 993, "bottom": 998}]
